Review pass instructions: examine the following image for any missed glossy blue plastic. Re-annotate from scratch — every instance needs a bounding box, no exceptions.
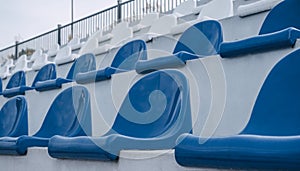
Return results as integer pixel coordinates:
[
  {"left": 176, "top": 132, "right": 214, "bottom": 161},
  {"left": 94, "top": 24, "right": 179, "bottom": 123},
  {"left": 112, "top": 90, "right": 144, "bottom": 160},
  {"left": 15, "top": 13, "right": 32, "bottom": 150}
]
[
  {"left": 0, "top": 96, "right": 28, "bottom": 155},
  {"left": 136, "top": 20, "right": 223, "bottom": 74},
  {"left": 175, "top": 49, "right": 300, "bottom": 170},
  {"left": 48, "top": 70, "right": 192, "bottom": 160},
  {"left": 33, "top": 64, "right": 57, "bottom": 91},
  {"left": 2, "top": 71, "right": 33, "bottom": 98},
  {"left": 259, "top": 0, "right": 300, "bottom": 35},
  {"left": 220, "top": 0, "right": 300, "bottom": 58},
  {"left": 76, "top": 40, "right": 147, "bottom": 84},
  {"left": 0, "top": 86, "right": 92, "bottom": 155},
  {"left": 35, "top": 53, "right": 96, "bottom": 90}
]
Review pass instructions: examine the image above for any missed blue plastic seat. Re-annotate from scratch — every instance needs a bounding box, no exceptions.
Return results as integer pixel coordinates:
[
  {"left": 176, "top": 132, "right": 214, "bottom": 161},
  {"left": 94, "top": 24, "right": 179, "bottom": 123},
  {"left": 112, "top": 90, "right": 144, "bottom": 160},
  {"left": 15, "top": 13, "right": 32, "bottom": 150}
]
[
  {"left": 48, "top": 70, "right": 192, "bottom": 160},
  {"left": 31, "top": 63, "right": 57, "bottom": 91},
  {"left": 2, "top": 71, "right": 33, "bottom": 98},
  {"left": 75, "top": 39, "right": 147, "bottom": 84},
  {"left": 0, "top": 86, "right": 92, "bottom": 155},
  {"left": 35, "top": 53, "right": 96, "bottom": 91},
  {"left": 0, "top": 96, "right": 28, "bottom": 155},
  {"left": 220, "top": 0, "right": 300, "bottom": 58},
  {"left": 136, "top": 20, "right": 223, "bottom": 74},
  {"left": 175, "top": 49, "right": 300, "bottom": 170}
]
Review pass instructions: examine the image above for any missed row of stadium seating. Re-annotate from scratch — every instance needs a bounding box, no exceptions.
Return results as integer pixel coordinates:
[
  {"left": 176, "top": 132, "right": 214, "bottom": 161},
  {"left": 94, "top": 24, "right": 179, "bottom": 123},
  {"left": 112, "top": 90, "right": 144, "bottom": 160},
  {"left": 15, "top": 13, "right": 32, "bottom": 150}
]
[{"left": 0, "top": 0, "right": 300, "bottom": 170}]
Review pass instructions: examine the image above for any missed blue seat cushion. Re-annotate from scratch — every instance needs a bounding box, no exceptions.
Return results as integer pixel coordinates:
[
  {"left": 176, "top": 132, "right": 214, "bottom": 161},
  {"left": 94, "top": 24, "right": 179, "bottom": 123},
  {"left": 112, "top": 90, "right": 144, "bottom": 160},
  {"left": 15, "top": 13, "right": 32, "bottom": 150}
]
[
  {"left": 135, "top": 51, "right": 200, "bottom": 74},
  {"left": 75, "top": 67, "right": 127, "bottom": 84},
  {"left": 35, "top": 78, "right": 72, "bottom": 91},
  {"left": 220, "top": 27, "right": 300, "bottom": 58},
  {"left": 0, "top": 136, "right": 49, "bottom": 155},
  {"left": 48, "top": 133, "right": 181, "bottom": 161},
  {"left": 2, "top": 86, "right": 34, "bottom": 98},
  {"left": 48, "top": 135, "right": 118, "bottom": 161},
  {"left": 175, "top": 133, "right": 300, "bottom": 170}
]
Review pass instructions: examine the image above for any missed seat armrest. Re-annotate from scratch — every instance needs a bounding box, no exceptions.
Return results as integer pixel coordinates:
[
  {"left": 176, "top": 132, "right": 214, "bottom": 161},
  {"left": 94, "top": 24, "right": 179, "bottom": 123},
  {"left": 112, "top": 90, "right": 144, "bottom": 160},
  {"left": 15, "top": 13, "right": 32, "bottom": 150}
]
[
  {"left": 220, "top": 28, "right": 300, "bottom": 58},
  {"left": 35, "top": 78, "right": 72, "bottom": 92}
]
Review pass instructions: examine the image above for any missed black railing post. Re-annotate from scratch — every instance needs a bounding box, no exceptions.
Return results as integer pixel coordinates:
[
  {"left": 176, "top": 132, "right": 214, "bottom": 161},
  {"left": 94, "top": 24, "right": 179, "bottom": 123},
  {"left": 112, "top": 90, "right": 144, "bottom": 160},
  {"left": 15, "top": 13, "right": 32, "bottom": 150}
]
[
  {"left": 117, "top": 0, "right": 122, "bottom": 23},
  {"left": 71, "top": 0, "right": 74, "bottom": 38},
  {"left": 14, "top": 41, "right": 18, "bottom": 60},
  {"left": 57, "top": 24, "right": 62, "bottom": 46}
]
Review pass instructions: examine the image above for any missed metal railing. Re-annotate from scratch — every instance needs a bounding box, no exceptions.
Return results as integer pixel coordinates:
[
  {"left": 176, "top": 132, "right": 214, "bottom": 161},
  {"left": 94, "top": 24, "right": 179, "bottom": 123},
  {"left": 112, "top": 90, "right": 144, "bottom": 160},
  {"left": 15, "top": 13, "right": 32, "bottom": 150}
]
[{"left": 0, "top": 0, "right": 195, "bottom": 60}]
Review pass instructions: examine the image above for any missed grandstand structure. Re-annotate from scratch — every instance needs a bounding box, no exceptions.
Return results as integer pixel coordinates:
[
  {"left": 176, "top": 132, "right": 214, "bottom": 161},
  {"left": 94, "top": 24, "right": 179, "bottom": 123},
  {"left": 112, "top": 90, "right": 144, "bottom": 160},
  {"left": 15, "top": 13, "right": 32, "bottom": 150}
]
[{"left": 1, "top": 0, "right": 300, "bottom": 170}]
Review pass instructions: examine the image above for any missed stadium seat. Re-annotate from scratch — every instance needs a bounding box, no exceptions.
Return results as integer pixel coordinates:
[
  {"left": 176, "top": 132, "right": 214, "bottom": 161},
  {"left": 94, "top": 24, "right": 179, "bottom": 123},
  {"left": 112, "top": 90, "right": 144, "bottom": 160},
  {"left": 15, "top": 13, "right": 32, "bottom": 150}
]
[
  {"left": 93, "top": 22, "right": 133, "bottom": 55},
  {"left": 0, "top": 86, "right": 92, "bottom": 155},
  {"left": 48, "top": 70, "right": 192, "bottom": 161},
  {"left": 172, "top": 0, "right": 196, "bottom": 17},
  {"left": 0, "top": 96, "right": 28, "bottom": 155},
  {"left": 0, "top": 65, "right": 11, "bottom": 79},
  {"left": 136, "top": 20, "right": 223, "bottom": 74},
  {"left": 147, "top": 14, "right": 177, "bottom": 37},
  {"left": 132, "top": 13, "right": 159, "bottom": 33},
  {"left": 54, "top": 46, "right": 78, "bottom": 65},
  {"left": 170, "top": 0, "right": 233, "bottom": 35},
  {"left": 12, "top": 55, "right": 31, "bottom": 74},
  {"left": 68, "top": 36, "right": 84, "bottom": 51},
  {"left": 31, "top": 53, "right": 52, "bottom": 71},
  {"left": 2, "top": 71, "right": 33, "bottom": 98},
  {"left": 28, "top": 49, "right": 43, "bottom": 63},
  {"left": 220, "top": 0, "right": 300, "bottom": 58},
  {"left": 32, "top": 64, "right": 57, "bottom": 91},
  {"left": 76, "top": 39, "right": 147, "bottom": 84},
  {"left": 175, "top": 49, "right": 300, "bottom": 170},
  {"left": 237, "top": 0, "right": 282, "bottom": 17},
  {"left": 47, "top": 44, "right": 60, "bottom": 58},
  {"left": 35, "top": 53, "right": 96, "bottom": 91}
]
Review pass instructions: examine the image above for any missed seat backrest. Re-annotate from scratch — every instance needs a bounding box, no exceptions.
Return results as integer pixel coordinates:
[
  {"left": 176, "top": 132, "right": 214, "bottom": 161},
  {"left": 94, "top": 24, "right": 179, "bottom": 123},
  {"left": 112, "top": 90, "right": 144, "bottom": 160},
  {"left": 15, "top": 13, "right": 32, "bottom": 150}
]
[
  {"left": 47, "top": 44, "right": 60, "bottom": 57},
  {"left": 30, "top": 49, "right": 43, "bottom": 62},
  {"left": 259, "top": 0, "right": 300, "bottom": 35},
  {"left": 173, "top": 20, "right": 223, "bottom": 55},
  {"left": 111, "top": 70, "right": 192, "bottom": 138},
  {"left": 32, "top": 54, "right": 50, "bottom": 71},
  {"left": 68, "top": 37, "right": 80, "bottom": 46},
  {"left": 13, "top": 55, "right": 30, "bottom": 73},
  {"left": 55, "top": 46, "right": 72, "bottom": 61},
  {"left": 173, "top": 0, "right": 196, "bottom": 17},
  {"left": 31, "top": 63, "right": 57, "bottom": 87},
  {"left": 5, "top": 58, "right": 15, "bottom": 68},
  {"left": 139, "top": 13, "right": 159, "bottom": 27},
  {"left": 111, "top": 39, "right": 147, "bottom": 71},
  {"left": 79, "top": 37, "right": 98, "bottom": 55},
  {"left": 66, "top": 53, "right": 96, "bottom": 80},
  {"left": 0, "top": 66, "right": 10, "bottom": 79},
  {"left": 198, "top": 0, "right": 233, "bottom": 21},
  {"left": 111, "top": 22, "right": 133, "bottom": 46},
  {"left": 6, "top": 71, "right": 26, "bottom": 89},
  {"left": 0, "top": 96, "right": 28, "bottom": 137},
  {"left": 34, "top": 86, "right": 92, "bottom": 137},
  {"left": 242, "top": 49, "right": 300, "bottom": 136},
  {"left": 149, "top": 14, "right": 177, "bottom": 35}
]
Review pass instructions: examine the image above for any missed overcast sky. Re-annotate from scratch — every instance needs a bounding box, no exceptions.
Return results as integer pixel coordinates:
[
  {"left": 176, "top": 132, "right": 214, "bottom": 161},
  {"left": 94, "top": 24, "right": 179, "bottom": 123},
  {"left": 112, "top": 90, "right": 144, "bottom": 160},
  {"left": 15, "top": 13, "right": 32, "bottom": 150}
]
[{"left": 0, "top": 0, "right": 117, "bottom": 49}]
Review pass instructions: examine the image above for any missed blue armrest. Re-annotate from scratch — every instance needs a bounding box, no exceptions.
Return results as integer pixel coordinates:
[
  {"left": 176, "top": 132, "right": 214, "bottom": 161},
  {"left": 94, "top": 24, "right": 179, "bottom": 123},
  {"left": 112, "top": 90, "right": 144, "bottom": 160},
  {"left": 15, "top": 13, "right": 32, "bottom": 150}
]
[
  {"left": 175, "top": 133, "right": 300, "bottom": 169},
  {"left": 135, "top": 51, "right": 200, "bottom": 74},
  {"left": 0, "top": 136, "right": 49, "bottom": 155},
  {"left": 0, "top": 137, "right": 21, "bottom": 155},
  {"left": 75, "top": 67, "right": 127, "bottom": 84},
  {"left": 35, "top": 78, "right": 72, "bottom": 92},
  {"left": 220, "top": 27, "right": 300, "bottom": 58},
  {"left": 48, "top": 135, "right": 118, "bottom": 161},
  {"left": 2, "top": 86, "right": 34, "bottom": 98}
]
